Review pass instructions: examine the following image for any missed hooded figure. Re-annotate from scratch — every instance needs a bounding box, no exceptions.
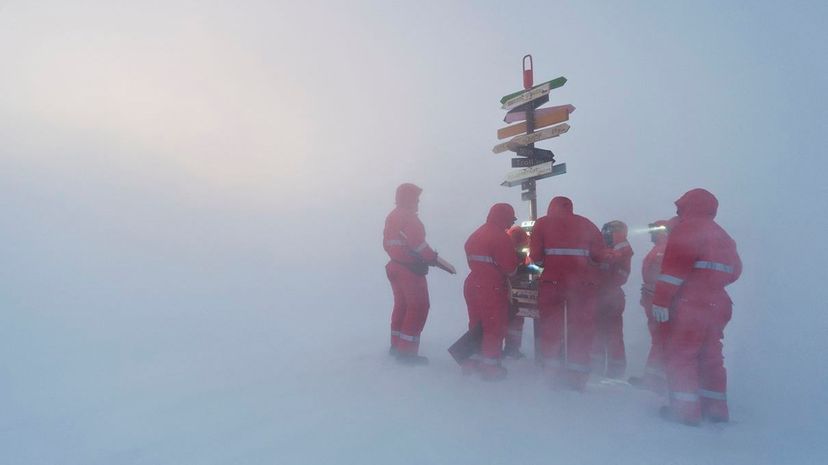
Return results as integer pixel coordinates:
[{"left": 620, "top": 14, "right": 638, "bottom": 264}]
[
  {"left": 462, "top": 203, "right": 519, "bottom": 380},
  {"left": 383, "top": 183, "right": 439, "bottom": 364},
  {"left": 652, "top": 188, "right": 742, "bottom": 425},
  {"left": 529, "top": 196, "right": 614, "bottom": 390},
  {"left": 591, "top": 220, "right": 633, "bottom": 378},
  {"left": 629, "top": 217, "right": 678, "bottom": 393}
]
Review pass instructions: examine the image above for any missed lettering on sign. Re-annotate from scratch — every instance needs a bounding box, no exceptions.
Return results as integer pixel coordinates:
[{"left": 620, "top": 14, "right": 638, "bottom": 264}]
[
  {"left": 511, "top": 158, "right": 548, "bottom": 168},
  {"left": 516, "top": 147, "right": 554, "bottom": 159},
  {"left": 502, "top": 162, "right": 567, "bottom": 187},
  {"left": 501, "top": 83, "right": 551, "bottom": 111},
  {"left": 492, "top": 123, "right": 570, "bottom": 154},
  {"left": 500, "top": 77, "right": 567, "bottom": 105}
]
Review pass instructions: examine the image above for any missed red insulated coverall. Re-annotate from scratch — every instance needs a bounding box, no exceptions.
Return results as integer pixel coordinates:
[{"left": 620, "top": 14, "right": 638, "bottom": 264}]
[
  {"left": 592, "top": 222, "right": 633, "bottom": 378},
  {"left": 505, "top": 225, "right": 530, "bottom": 354},
  {"left": 463, "top": 203, "right": 519, "bottom": 372},
  {"left": 653, "top": 189, "right": 742, "bottom": 423},
  {"left": 639, "top": 218, "right": 674, "bottom": 391},
  {"left": 530, "top": 197, "right": 611, "bottom": 390},
  {"left": 384, "top": 183, "right": 438, "bottom": 356}
]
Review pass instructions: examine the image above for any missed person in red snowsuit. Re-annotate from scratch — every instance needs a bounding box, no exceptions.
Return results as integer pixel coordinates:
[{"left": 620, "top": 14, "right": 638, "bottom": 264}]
[
  {"left": 383, "top": 183, "right": 440, "bottom": 365},
  {"left": 629, "top": 218, "right": 675, "bottom": 392},
  {"left": 463, "top": 203, "right": 519, "bottom": 380},
  {"left": 652, "top": 189, "right": 742, "bottom": 425},
  {"left": 591, "top": 221, "right": 633, "bottom": 378},
  {"left": 504, "top": 225, "right": 531, "bottom": 359},
  {"left": 529, "top": 197, "right": 613, "bottom": 390}
]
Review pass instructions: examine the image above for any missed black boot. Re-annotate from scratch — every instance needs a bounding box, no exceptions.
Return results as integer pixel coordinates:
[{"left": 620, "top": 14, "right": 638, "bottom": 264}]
[{"left": 502, "top": 346, "right": 526, "bottom": 359}]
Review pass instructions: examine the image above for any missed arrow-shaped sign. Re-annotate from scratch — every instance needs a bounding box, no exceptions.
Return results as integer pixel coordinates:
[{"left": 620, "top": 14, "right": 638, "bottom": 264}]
[
  {"left": 515, "top": 147, "right": 554, "bottom": 159},
  {"left": 501, "top": 161, "right": 566, "bottom": 187},
  {"left": 496, "top": 105, "right": 574, "bottom": 140},
  {"left": 492, "top": 123, "right": 570, "bottom": 154},
  {"left": 504, "top": 104, "right": 577, "bottom": 124},
  {"left": 500, "top": 77, "right": 567, "bottom": 110},
  {"left": 512, "top": 157, "right": 552, "bottom": 168}
]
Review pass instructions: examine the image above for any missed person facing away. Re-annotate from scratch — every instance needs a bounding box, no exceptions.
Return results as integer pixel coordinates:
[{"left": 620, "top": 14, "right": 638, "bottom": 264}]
[
  {"left": 591, "top": 220, "right": 633, "bottom": 379},
  {"left": 383, "top": 183, "right": 439, "bottom": 365},
  {"left": 529, "top": 196, "right": 615, "bottom": 391},
  {"left": 462, "top": 203, "right": 519, "bottom": 381},
  {"left": 652, "top": 188, "right": 742, "bottom": 425}
]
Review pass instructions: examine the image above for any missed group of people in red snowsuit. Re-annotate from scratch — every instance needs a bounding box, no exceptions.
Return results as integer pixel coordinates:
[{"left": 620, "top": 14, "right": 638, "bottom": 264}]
[{"left": 383, "top": 183, "right": 741, "bottom": 425}]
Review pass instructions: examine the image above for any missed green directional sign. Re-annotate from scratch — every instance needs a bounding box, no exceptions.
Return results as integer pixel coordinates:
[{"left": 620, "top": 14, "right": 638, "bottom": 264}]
[{"left": 499, "top": 77, "right": 567, "bottom": 105}]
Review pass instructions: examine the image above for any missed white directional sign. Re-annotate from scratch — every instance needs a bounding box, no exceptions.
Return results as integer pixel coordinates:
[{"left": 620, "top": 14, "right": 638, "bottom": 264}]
[
  {"left": 501, "top": 82, "right": 551, "bottom": 111},
  {"left": 492, "top": 123, "right": 570, "bottom": 154},
  {"left": 502, "top": 162, "right": 566, "bottom": 187}
]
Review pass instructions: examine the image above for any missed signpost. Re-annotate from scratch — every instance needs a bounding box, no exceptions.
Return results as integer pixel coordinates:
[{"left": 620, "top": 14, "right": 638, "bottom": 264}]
[{"left": 491, "top": 54, "right": 574, "bottom": 236}]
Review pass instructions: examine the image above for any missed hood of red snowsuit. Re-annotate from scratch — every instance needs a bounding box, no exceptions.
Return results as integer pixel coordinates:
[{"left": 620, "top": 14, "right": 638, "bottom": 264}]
[
  {"left": 675, "top": 188, "right": 718, "bottom": 219},
  {"left": 651, "top": 219, "right": 671, "bottom": 245},
  {"left": 395, "top": 183, "right": 422, "bottom": 211},
  {"left": 547, "top": 196, "right": 574, "bottom": 216},
  {"left": 487, "top": 203, "right": 516, "bottom": 230},
  {"left": 507, "top": 225, "right": 529, "bottom": 248},
  {"left": 603, "top": 220, "right": 628, "bottom": 245}
]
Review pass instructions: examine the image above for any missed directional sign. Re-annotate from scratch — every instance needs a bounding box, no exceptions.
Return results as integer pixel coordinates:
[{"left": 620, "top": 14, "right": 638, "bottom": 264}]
[
  {"left": 502, "top": 162, "right": 566, "bottom": 187},
  {"left": 532, "top": 163, "right": 567, "bottom": 182},
  {"left": 505, "top": 95, "right": 549, "bottom": 116},
  {"left": 516, "top": 147, "right": 554, "bottom": 159},
  {"left": 502, "top": 161, "right": 553, "bottom": 187},
  {"left": 504, "top": 104, "right": 577, "bottom": 124},
  {"left": 512, "top": 157, "right": 550, "bottom": 168},
  {"left": 496, "top": 105, "right": 574, "bottom": 140},
  {"left": 500, "top": 77, "right": 567, "bottom": 110},
  {"left": 492, "top": 123, "right": 570, "bottom": 154},
  {"left": 501, "top": 82, "right": 551, "bottom": 112}
]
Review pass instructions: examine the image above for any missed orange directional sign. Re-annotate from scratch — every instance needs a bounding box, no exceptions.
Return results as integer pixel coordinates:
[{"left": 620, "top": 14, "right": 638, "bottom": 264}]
[
  {"left": 504, "top": 104, "right": 575, "bottom": 124},
  {"left": 492, "top": 123, "right": 570, "bottom": 154},
  {"left": 496, "top": 105, "right": 574, "bottom": 140}
]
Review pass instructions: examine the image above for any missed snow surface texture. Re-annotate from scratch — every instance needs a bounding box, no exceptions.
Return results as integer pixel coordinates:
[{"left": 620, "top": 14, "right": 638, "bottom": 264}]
[{"left": 1, "top": 1, "right": 827, "bottom": 464}]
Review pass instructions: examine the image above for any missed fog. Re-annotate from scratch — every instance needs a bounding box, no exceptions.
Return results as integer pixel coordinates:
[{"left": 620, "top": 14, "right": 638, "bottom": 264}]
[{"left": 1, "top": 1, "right": 826, "bottom": 464}]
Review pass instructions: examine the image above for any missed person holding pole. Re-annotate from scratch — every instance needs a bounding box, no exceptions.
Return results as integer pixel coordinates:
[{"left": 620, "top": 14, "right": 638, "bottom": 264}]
[
  {"left": 529, "top": 196, "right": 614, "bottom": 390},
  {"left": 383, "top": 183, "right": 455, "bottom": 365}
]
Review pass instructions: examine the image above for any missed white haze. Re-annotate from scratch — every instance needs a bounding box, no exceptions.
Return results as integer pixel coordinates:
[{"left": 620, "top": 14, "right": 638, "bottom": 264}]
[{"left": 1, "top": 1, "right": 826, "bottom": 464}]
